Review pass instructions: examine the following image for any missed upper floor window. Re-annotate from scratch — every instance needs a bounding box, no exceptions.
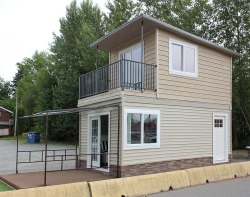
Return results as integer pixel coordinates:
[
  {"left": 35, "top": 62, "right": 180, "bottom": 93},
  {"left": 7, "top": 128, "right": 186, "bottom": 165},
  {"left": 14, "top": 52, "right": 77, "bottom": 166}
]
[{"left": 169, "top": 39, "right": 198, "bottom": 78}]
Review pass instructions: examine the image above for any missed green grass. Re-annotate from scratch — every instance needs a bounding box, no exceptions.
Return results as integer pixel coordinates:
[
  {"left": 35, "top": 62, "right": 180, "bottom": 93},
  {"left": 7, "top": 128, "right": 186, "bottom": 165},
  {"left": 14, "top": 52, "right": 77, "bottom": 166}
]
[
  {"left": 0, "top": 136, "right": 26, "bottom": 141},
  {"left": 0, "top": 135, "right": 76, "bottom": 146},
  {"left": 0, "top": 181, "right": 13, "bottom": 192}
]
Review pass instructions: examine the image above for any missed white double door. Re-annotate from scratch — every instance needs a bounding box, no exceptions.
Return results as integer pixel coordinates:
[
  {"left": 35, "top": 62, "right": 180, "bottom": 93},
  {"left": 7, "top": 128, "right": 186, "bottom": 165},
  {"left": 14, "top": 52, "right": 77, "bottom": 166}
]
[{"left": 213, "top": 114, "right": 228, "bottom": 163}]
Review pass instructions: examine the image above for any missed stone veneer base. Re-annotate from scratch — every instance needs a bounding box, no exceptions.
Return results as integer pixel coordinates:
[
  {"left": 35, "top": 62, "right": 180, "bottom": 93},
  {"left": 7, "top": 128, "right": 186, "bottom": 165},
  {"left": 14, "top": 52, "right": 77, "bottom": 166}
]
[
  {"left": 119, "top": 157, "right": 213, "bottom": 177},
  {"left": 79, "top": 155, "right": 232, "bottom": 178}
]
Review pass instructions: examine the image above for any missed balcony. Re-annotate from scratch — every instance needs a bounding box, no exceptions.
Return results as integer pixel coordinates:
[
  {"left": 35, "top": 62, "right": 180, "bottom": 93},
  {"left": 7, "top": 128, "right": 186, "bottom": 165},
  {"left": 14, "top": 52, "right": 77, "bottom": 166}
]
[{"left": 79, "top": 60, "right": 156, "bottom": 99}]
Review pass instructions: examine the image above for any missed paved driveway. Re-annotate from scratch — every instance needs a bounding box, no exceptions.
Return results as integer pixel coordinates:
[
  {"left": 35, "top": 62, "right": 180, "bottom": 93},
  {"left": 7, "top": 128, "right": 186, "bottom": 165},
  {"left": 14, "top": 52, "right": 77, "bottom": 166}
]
[
  {"left": 149, "top": 176, "right": 250, "bottom": 197},
  {"left": 0, "top": 140, "right": 76, "bottom": 175}
]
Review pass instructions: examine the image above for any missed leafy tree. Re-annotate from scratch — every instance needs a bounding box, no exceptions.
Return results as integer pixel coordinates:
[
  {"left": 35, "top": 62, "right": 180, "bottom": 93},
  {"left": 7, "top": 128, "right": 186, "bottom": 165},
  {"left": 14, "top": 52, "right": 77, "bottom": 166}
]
[
  {"left": 0, "top": 77, "right": 14, "bottom": 116},
  {"left": 49, "top": 0, "right": 107, "bottom": 140},
  {"left": 15, "top": 51, "right": 54, "bottom": 133},
  {"left": 0, "top": 77, "right": 16, "bottom": 135},
  {"left": 0, "top": 77, "right": 12, "bottom": 101},
  {"left": 137, "top": 0, "right": 212, "bottom": 37},
  {"left": 208, "top": 0, "right": 250, "bottom": 149},
  {"left": 105, "top": 0, "right": 137, "bottom": 31}
]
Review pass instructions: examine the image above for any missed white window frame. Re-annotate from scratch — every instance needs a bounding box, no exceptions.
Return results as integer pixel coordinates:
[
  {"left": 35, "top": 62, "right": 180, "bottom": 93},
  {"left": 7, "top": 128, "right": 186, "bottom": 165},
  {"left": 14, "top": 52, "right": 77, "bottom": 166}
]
[
  {"left": 169, "top": 38, "right": 198, "bottom": 78},
  {"left": 124, "top": 108, "right": 160, "bottom": 150}
]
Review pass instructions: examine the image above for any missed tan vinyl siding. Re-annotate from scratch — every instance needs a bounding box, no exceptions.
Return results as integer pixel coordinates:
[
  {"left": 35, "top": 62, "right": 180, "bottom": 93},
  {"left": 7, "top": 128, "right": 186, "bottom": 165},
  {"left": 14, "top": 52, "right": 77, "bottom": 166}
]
[
  {"left": 122, "top": 98, "right": 231, "bottom": 165},
  {"left": 109, "top": 107, "right": 120, "bottom": 165},
  {"left": 79, "top": 111, "right": 88, "bottom": 161},
  {"left": 144, "top": 31, "right": 156, "bottom": 65},
  {"left": 157, "top": 29, "right": 232, "bottom": 106},
  {"left": 110, "top": 51, "right": 118, "bottom": 64}
]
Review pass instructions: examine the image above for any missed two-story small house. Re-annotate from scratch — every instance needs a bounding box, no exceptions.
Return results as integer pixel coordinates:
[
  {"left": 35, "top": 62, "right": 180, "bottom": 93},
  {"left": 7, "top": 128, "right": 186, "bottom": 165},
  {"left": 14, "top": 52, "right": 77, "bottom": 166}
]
[
  {"left": 0, "top": 106, "right": 13, "bottom": 136},
  {"left": 78, "top": 15, "right": 241, "bottom": 177}
]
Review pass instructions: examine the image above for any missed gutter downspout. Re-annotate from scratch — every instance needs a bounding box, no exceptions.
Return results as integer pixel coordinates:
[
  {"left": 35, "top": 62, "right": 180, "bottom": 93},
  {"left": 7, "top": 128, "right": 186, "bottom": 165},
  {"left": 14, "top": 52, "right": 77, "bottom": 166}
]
[{"left": 141, "top": 21, "right": 144, "bottom": 92}]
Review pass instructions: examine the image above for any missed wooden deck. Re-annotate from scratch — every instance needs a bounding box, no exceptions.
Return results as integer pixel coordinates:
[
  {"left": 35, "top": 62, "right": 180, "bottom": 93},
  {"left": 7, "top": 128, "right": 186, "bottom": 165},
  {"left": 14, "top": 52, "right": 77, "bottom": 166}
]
[{"left": 0, "top": 169, "right": 113, "bottom": 189}]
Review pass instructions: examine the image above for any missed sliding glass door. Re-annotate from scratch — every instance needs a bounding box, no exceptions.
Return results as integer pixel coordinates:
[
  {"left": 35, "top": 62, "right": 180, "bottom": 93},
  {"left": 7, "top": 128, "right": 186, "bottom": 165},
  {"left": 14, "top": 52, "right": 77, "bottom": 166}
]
[{"left": 120, "top": 44, "right": 143, "bottom": 89}]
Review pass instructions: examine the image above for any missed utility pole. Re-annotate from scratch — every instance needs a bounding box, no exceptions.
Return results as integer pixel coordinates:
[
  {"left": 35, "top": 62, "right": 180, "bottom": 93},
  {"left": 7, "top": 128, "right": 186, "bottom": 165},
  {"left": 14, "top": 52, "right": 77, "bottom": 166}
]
[{"left": 14, "top": 88, "right": 18, "bottom": 137}]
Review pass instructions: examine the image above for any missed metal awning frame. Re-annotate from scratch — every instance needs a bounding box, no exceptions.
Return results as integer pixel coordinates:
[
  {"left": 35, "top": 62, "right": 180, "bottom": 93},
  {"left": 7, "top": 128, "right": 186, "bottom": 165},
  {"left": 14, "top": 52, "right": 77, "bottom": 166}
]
[{"left": 16, "top": 103, "right": 121, "bottom": 186}]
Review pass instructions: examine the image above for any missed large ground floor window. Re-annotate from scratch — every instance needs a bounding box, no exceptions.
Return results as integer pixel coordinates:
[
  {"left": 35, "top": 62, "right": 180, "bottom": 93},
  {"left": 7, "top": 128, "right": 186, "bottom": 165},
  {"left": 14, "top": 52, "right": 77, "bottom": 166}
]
[{"left": 124, "top": 108, "right": 160, "bottom": 150}]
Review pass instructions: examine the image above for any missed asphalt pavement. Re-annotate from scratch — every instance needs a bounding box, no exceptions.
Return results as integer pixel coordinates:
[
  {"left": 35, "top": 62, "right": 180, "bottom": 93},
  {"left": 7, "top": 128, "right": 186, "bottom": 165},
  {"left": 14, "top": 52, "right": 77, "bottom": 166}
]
[
  {"left": 149, "top": 176, "right": 250, "bottom": 197},
  {"left": 0, "top": 140, "right": 76, "bottom": 175}
]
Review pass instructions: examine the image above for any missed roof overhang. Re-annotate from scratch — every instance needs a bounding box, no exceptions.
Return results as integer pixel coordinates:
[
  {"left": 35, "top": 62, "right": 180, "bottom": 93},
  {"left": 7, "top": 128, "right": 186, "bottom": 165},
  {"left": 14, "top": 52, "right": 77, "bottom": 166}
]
[{"left": 91, "top": 14, "right": 241, "bottom": 58}]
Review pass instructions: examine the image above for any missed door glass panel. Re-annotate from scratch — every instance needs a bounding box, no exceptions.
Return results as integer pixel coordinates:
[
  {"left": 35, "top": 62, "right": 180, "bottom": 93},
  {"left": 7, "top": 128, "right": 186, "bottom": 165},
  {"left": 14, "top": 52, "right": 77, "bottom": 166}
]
[
  {"left": 131, "top": 47, "right": 141, "bottom": 62},
  {"left": 91, "top": 119, "right": 98, "bottom": 162},
  {"left": 121, "top": 46, "right": 142, "bottom": 89},
  {"left": 132, "top": 47, "right": 142, "bottom": 87},
  {"left": 214, "top": 119, "right": 223, "bottom": 127}
]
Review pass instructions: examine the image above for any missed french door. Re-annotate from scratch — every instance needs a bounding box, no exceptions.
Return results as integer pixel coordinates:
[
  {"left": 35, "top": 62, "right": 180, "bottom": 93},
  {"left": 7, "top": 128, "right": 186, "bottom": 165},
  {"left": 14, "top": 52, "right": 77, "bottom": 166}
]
[{"left": 90, "top": 116, "right": 100, "bottom": 167}]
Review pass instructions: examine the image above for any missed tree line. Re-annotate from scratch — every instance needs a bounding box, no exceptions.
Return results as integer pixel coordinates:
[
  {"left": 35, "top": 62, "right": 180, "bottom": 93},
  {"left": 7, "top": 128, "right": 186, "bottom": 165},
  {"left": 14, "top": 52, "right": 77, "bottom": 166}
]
[{"left": 0, "top": 0, "right": 249, "bottom": 147}]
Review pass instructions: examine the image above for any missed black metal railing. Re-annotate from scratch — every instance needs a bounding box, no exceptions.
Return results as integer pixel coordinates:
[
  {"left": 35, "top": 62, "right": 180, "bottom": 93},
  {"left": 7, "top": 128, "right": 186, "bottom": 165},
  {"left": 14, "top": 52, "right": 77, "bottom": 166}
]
[
  {"left": 17, "top": 149, "right": 78, "bottom": 172},
  {"left": 79, "top": 59, "right": 156, "bottom": 98}
]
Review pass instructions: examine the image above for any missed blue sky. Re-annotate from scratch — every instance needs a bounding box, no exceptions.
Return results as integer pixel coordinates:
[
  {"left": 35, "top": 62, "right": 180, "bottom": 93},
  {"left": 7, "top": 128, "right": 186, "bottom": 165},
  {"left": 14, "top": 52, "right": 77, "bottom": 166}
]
[{"left": 0, "top": 0, "right": 107, "bottom": 81}]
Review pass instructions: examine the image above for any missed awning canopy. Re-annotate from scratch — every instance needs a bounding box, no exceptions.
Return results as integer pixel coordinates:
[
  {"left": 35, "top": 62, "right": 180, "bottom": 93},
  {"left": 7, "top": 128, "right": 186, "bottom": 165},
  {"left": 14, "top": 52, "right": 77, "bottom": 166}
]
[{"left": 19, "top": 104, "right": 120, "bottom": 119}]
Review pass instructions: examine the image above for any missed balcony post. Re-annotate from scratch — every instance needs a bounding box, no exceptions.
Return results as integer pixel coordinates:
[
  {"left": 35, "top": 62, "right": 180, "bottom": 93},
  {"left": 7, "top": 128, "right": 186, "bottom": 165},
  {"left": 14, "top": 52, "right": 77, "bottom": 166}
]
[
  {"left": 141, "top": 21, "right": 144, "bottom": 92},
  {"left": 79, "top": 76, "right": 80, "bottom": 99},
  {"left": 96, "top": 45, "right": 98, "bottom": 70},
  {"left": 120, "top": 60, "right": 124, "bottom": 91},
  {"left": 95, "top": 46, "right": 99, "bottom": 93}
]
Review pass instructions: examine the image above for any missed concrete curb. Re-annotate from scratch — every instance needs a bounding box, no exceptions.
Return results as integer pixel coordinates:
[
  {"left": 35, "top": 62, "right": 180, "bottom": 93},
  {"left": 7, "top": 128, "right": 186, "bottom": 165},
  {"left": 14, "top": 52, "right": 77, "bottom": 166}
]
[
  {"left": 204, "top": 164, "right": 234, "bottom": 183},
  {"left": 242, "top": 161, "right": 250, "bottom": 175},
  {"left": 90, "top": 170, "right": 190, "bottom": 197},
  {"left": 186, "top": 167, "right": 207, "bottom": 186},
  {"left": 1, "top": 162, "right": 250, "bottom": 197},
  {"left": 230, "top": 162, "right": 247, "bottom": 178}
]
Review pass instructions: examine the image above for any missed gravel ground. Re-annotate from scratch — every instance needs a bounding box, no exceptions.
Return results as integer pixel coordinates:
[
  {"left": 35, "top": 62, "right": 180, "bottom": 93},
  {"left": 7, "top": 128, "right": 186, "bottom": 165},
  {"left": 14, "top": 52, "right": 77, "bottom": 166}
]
[{"left": 0, "top": 140, "right": 77, "bottom": 175}]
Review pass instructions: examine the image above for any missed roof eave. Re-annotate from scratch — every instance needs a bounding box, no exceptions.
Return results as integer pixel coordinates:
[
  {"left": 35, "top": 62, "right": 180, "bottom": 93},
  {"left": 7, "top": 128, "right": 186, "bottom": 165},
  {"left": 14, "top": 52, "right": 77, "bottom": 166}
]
[{"left": 91, "top": 14, "right": 241, "bottom": 58}]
